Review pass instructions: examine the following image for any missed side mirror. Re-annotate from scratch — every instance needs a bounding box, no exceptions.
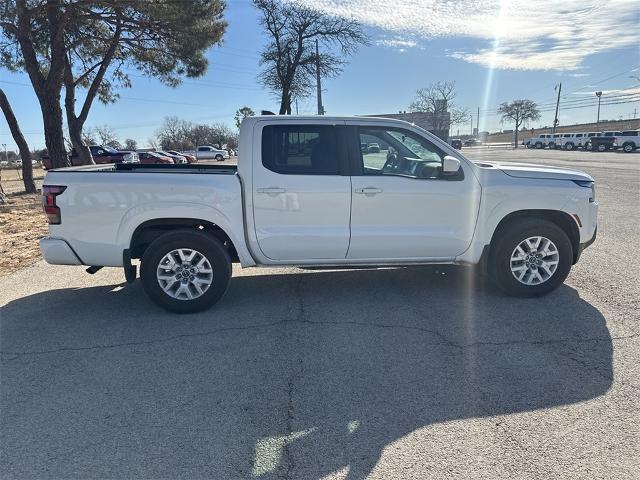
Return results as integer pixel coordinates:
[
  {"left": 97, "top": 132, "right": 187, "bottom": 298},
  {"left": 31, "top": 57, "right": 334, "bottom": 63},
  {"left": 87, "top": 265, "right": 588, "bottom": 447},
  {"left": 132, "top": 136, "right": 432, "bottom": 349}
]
[{"left": 442, "top": 155, "right": 461, "bottom": 174}]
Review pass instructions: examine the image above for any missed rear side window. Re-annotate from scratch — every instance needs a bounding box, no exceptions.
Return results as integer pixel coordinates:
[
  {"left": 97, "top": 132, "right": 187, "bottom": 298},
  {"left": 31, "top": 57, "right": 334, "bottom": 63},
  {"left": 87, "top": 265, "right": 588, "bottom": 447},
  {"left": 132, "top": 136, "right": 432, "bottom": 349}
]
[
  {"left": 262, "top": 125, "right": 340, "bottom": 175},
  {"left": 621, "top": 130, "right": 638, "bottom": 136}
]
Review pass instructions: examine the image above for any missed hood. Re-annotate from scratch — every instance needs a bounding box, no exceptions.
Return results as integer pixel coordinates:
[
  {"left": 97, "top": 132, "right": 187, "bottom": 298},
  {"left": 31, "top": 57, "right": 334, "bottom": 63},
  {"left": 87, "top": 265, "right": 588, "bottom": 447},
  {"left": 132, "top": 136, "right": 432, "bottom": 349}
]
[{"left": 475, "top": 161, "right": 593, "bottom": 182}]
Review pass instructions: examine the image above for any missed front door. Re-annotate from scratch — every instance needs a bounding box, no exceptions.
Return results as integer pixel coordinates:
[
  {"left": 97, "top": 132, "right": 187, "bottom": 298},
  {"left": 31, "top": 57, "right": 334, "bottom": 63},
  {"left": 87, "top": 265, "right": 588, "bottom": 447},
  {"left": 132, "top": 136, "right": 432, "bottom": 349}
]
[
  {"left": 252, "top": 123, "right": 351, "bottom": 261},
  {"left": 347, "top": 124, "right": 481, "bottom": 260}
]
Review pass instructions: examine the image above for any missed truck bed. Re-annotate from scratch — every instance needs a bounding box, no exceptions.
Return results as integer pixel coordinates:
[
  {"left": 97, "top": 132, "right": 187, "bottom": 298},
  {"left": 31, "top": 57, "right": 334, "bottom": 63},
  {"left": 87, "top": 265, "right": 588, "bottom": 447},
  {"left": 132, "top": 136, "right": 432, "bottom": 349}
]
[{"left": 49, "top": 163, "right": 238, "bottom": 175}]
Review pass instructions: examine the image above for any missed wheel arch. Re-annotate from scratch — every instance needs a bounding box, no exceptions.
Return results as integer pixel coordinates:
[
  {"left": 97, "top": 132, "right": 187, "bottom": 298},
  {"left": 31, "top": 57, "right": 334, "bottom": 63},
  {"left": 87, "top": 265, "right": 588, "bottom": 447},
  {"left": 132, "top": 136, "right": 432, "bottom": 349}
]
[
  {"left": 130, "top": 218, "right": 239, "bottom": 263},
  {"left": 489, "top": 209, "right": 581, "bottom": 264}
]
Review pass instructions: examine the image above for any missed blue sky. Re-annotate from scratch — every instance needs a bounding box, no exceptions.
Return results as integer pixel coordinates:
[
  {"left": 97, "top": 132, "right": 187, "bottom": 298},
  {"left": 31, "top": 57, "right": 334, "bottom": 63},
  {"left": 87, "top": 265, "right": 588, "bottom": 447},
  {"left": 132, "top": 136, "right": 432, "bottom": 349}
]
[{"left": 1, "top": 0, "right": 639, "bottom": 150}]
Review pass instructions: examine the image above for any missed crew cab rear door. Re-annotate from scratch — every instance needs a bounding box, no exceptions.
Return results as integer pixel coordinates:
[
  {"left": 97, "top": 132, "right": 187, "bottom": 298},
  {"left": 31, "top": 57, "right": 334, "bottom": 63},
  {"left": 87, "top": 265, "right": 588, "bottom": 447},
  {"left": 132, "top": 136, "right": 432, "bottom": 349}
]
[
  {"left": 345, "top": 121, "right": 481, "bottom": 259},
  {"left": 251, "top": 121, "right": 351, "bottom": 261}
]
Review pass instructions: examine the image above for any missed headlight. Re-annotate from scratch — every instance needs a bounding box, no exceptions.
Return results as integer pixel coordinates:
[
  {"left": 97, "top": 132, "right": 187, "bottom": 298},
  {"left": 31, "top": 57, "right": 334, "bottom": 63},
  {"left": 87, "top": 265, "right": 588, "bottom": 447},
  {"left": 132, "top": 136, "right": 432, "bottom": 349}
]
[{"left": 573, "top": 180, "right": 595, "bottom": 202}]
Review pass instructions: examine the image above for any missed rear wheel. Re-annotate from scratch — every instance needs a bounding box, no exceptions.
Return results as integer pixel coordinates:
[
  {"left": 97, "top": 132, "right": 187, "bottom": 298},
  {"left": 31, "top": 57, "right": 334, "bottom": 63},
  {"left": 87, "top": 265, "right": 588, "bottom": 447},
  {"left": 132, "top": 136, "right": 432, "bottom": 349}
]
[
  {"left": 623, "top": 142, "right": 635, "bottom": 153},
  {"left": 535, "top": 142, "right": 543, "bottom": 149},
  {"left": 141, "top": 230, "right": 232, "bottom": 313},
  {"left": 215, "top": 154, "right": 224, "bottom": 161},
  {"left": 565, "top": 142, "right": 574, "bottom": 151},
  {"left": 597, "top": 143, "right": 608, "bottom": 152},
  {"left": 489, "top": 219, "right": 572, "bottom": 297}
]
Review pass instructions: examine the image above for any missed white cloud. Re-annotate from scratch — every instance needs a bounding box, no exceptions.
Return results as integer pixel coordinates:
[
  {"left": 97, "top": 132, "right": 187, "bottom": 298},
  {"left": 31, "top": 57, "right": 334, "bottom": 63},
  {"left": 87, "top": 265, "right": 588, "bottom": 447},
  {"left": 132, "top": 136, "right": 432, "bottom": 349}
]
[
  {"left": 376, "top": 38, "right": 418, "bottom": 50},
  {"left": 300, "top": 0, "right": 640, "bottom": 71}
]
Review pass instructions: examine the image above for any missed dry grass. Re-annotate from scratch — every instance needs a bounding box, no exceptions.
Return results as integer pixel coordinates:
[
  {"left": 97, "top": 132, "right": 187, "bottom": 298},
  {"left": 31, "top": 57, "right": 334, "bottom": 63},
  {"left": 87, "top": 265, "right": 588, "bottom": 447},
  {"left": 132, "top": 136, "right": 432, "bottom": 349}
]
[
  {"left": 0, "top": 165, "right": 45, "bottom": 194},
  {"left": 0, "top": 192, "right": 48, "bottom": 277}
]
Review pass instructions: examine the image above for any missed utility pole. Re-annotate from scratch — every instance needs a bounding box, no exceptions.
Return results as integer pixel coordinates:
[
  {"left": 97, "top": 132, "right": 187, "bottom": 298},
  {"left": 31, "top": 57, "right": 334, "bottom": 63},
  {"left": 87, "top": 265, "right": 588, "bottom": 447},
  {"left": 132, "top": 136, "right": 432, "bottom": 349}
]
[
  {"left": 315, "top": 39, "right": 324, "bottom": 115},
  {"left": 552, "top": 82, "right": 562, "bottom": 133},
  {"left": 476, "top": 106, "right": 480, "bottom": 135},
  {"left": 595, "top": 91, "right": 602, "bottom": 128}
]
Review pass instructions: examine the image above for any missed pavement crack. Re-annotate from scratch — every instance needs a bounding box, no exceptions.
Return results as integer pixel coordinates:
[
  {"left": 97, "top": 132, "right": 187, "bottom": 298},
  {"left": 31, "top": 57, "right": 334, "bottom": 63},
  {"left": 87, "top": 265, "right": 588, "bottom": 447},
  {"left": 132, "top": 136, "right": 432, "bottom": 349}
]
[{"left": 1, "top": 319, "right": 636, "bottom": 360}]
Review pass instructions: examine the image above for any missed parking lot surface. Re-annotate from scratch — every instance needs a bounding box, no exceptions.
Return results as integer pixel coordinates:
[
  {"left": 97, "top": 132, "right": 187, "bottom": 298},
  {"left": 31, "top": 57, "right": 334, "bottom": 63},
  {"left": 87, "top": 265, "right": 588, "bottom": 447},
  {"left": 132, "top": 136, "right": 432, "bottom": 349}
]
[{"left": 1, "top": 149, "right": 639, "bottom": 479}]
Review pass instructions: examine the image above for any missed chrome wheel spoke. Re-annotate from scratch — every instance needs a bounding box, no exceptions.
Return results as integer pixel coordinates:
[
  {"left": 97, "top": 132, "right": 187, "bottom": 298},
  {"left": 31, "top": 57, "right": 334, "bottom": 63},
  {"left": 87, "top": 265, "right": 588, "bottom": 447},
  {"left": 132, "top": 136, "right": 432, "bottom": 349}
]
[
  {"left": 156, "top": 248, "right": 213, "bottom": 301},
  {"left": 510, "top": 236, "right": 560, "bottom": 286}
]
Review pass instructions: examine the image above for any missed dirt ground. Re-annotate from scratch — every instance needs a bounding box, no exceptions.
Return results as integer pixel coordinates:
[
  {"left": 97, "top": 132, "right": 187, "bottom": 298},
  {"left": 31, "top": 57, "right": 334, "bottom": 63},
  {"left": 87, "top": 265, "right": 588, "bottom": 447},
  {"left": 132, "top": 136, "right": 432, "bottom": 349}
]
[
  {"left": 0, "top": 165, "right": 45, "bottom": 194},
  {"left": 0, "top": 192, "right": 48, "bottom": 277}
]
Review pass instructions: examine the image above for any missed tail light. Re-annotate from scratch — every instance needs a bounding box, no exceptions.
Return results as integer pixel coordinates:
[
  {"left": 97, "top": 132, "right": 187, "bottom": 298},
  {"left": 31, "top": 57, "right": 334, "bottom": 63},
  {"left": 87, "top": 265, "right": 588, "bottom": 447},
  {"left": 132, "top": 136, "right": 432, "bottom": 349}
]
[{"left": 42, "top": 185, "right": 66, "bottom": 224}]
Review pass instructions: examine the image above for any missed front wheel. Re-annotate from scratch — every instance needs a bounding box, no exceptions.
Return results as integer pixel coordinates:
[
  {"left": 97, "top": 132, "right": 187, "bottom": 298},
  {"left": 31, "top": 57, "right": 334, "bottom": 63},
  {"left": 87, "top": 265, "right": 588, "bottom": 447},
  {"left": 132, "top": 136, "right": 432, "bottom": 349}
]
[
  {"left": 140, "top": 230, "right": 232, "bottom": 313},
  {"left": 623, "top": 142, "right": 635, "bottom": 153},
  {"left": 489, "top": 219, "right": 572, "bottom": 297},
  {"left": 215, "top": 154, "right": 224, "bottom": 161},
  {"left": 565, "top": 143, "right": 574, "bottom": 151},
  {"left": 597, "top": 143, "right": 608, "bottom": 152}
]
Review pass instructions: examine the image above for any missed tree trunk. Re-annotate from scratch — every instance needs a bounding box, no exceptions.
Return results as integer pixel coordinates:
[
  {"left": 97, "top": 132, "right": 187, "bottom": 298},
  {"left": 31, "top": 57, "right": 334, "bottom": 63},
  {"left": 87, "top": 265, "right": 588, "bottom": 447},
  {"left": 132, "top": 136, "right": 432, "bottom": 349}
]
[
  {"left": 67, "top": 117, "right": 93, "bottom": 165},
  {"left": 514, "top": 126, "right": 519, "bottom": 149},
  {"left": 0, "top": 88, "right": 36, "bottom": 193},
  {"left": 279, "top": 88, "right": 292, "bottom": 115},
  {"left": 39, "top": 93, "right": 70, "bottom": 169}
]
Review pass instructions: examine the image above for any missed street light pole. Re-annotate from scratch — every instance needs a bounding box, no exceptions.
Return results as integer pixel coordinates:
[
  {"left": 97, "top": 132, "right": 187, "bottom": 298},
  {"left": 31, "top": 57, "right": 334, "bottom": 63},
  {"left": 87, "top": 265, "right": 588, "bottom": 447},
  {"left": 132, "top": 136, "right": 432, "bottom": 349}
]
[{"left": 595, "top": 91, "right": 602, "bottom": 129}]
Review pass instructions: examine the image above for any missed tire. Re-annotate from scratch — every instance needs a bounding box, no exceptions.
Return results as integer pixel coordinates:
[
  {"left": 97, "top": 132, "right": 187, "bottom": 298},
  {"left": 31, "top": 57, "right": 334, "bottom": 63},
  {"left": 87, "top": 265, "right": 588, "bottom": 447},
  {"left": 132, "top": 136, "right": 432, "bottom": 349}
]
[
  {"left": 548, "top": 142, "right": 555, "bottom": 149},
  {"left": 565, "top": 142, "right": 574, "bottom": 151},
  {"left": 215, "top": 154, "right": 224, "bottom": 161},
  {"left": 535, "top": 142, "right": 543, "bottom": 149},
  {"left": 622, "top": 142, "right": 635, "bottom": 153},
  {"left": 140, "top": 230, "right": 232, "bottom": 313},
  {"left": 488, "top": 218, "right": 572, "bottom": 297},
  {"left": 585, "top": 141, "right": 593, "bottom": 151},
  {"left": 597, "top": 143, "right": 608, "bottom": 152}
]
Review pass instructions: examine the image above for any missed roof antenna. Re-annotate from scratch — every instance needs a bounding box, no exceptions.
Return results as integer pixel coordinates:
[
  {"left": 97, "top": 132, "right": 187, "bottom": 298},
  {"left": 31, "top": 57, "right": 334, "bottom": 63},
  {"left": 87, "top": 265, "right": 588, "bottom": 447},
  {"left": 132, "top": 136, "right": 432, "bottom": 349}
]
[{"left": 261, "top": 110, "right": 275, "bottom": 115}]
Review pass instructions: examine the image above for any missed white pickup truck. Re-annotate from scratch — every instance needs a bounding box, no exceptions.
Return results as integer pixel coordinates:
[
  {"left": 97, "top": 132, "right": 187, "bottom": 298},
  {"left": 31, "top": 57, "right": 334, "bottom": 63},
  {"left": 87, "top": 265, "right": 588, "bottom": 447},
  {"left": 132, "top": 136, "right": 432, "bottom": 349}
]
[
  {"left": 40, "top": 115, "right": 598, "bottom": 312},
  {"left": 183, "top": 145, "right": 230, "bottom": 161}
]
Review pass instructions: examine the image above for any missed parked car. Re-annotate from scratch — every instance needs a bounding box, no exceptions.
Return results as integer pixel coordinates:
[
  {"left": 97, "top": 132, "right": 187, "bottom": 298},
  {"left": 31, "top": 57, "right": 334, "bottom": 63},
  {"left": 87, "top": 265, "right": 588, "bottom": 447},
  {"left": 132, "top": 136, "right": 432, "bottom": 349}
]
[
  {"left": 557, "top": 133, "right": 578, "bottom": 150},
  {"left": 463, "top": 138, "right": 482, "bottom": 147},
  {"left": 156, "top": 150, "right": 187, "bottom": 164},
  {"left": 616, "top": 130, "right": 640, "bottom": 153},
  {"left": 73, "top": 145, "right": 138, "bottom": 165},
  {"left": 450, "top": 138, "right": 463, "bottom": 150},
  {"left": 585, "top": 135, "right": 617, "bottom": 152},
  {"left": 167, "top": 150, "right": 197, "bottom": 163},
  {"left": 525, "top": 133, "right": 551, "bottom": 149},
  {"left": 10, "top": 158, "right": 22, "bottom": 168},
  {"left": 137, "top": 151, "right": 174, "bottom": 164},
  {"left": 367, "top": 143, "right": 381, "bottom": 153},
  {"left": 39, "top": 115, "right": 597, "bottom": 312},
  {"left": 183, "top": 145, "right": 229, "bottom": 161}
]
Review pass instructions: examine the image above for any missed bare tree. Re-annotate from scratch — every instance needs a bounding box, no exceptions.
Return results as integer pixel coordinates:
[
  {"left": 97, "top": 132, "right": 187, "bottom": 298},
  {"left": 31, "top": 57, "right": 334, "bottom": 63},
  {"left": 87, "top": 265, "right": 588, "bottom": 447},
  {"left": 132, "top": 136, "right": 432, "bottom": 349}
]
[
  {"left": 254, "top": 0, "right": 367, "bottom": 114},
  {"left": 0, "top": 88, "right": 36, "bottom": 193},
  {"left": 123, "top": 138, "right": 137, "bottom": 151},
  {"left": 93, "top": 125, "right": 120, "bottom": 149},
  {"left": 410, "top": 81, "right": 469, "bottom": 138},
  {"left": 497, "top": 99, "right": 541, "bottom": 148}
]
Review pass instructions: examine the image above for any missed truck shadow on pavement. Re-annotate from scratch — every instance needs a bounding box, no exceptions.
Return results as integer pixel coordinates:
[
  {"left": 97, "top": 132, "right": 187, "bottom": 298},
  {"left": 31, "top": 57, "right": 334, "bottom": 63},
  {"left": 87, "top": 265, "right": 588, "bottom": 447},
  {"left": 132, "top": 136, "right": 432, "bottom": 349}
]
[{"left": 1, "top": 266, "right": 612, "bottom": 479}]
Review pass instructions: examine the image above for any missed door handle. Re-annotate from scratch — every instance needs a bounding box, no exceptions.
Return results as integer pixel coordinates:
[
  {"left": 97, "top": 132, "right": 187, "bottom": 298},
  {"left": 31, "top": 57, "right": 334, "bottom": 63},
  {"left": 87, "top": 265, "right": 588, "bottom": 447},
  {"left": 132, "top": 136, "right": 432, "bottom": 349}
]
[
  {"left": 354, "top": 187, "right": 383, "bottom": 195},
  {"left": 257, "top": 187, "right": 286, "bottom": 195}
]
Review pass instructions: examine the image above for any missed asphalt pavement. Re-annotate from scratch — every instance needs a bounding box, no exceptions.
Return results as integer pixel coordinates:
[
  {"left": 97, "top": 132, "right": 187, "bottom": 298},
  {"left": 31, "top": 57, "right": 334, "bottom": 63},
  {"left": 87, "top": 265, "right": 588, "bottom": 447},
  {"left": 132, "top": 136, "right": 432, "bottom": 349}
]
[{"left": 1, "top": 148, "right": 638, "bottom": 479}]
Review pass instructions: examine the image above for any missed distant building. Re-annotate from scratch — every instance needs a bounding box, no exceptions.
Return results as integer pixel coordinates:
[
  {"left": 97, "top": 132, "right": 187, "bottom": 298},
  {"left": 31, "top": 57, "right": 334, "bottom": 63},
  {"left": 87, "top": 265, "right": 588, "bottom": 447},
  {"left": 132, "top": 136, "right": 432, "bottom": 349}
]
[{"left": 366, "top": 110, "right": 451, "bottom": 140}]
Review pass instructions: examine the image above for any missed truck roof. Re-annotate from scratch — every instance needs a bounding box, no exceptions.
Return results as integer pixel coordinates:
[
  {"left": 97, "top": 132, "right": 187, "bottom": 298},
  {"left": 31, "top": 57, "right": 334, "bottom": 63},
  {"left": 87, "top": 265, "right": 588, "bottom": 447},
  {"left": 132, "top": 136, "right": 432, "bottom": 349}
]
[{"left": 245, "top": 115, "right": 416, "bottom": 124}]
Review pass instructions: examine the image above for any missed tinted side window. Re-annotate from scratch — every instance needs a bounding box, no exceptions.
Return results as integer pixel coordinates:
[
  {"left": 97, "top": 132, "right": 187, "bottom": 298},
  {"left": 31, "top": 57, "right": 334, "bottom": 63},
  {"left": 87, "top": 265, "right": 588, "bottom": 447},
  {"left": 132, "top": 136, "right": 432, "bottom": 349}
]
[{"left": 262, "top": 125, "right": 340, "bottom": 175}]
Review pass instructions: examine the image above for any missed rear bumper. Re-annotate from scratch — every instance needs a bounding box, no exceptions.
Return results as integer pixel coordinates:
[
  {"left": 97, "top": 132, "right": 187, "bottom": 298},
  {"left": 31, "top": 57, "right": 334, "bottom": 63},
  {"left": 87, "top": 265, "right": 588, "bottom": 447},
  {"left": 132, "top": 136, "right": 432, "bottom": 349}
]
[{"left": 39, "top": 237, "right": 83, "bottom": 265}]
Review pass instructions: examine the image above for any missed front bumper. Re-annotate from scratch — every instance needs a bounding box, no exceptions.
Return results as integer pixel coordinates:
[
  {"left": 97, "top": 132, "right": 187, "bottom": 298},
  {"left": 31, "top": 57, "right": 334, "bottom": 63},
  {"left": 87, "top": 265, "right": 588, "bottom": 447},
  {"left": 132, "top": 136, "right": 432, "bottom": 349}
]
[
  {"left": 574, "top": 225, "right": 597, "bottom": 264},
  {"left": 39, "top": 237, "right": 83, "bottom": 265}
]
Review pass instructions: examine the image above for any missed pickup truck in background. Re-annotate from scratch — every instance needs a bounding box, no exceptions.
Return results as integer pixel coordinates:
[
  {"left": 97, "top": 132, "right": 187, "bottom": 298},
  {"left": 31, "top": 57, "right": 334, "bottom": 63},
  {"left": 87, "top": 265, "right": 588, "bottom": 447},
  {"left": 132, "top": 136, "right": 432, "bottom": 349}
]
[
  {"left": 616, "top": 130, "right": 640, "bottom": 152},
  {"left": 41, "top": 145, "right": 138, "bottom": 170},
  {"left": 183, "top": 145, "right": 230, "bottom": 161},
  {"left": 39, "top": 115, "right": 598, "bottom": 313}
]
